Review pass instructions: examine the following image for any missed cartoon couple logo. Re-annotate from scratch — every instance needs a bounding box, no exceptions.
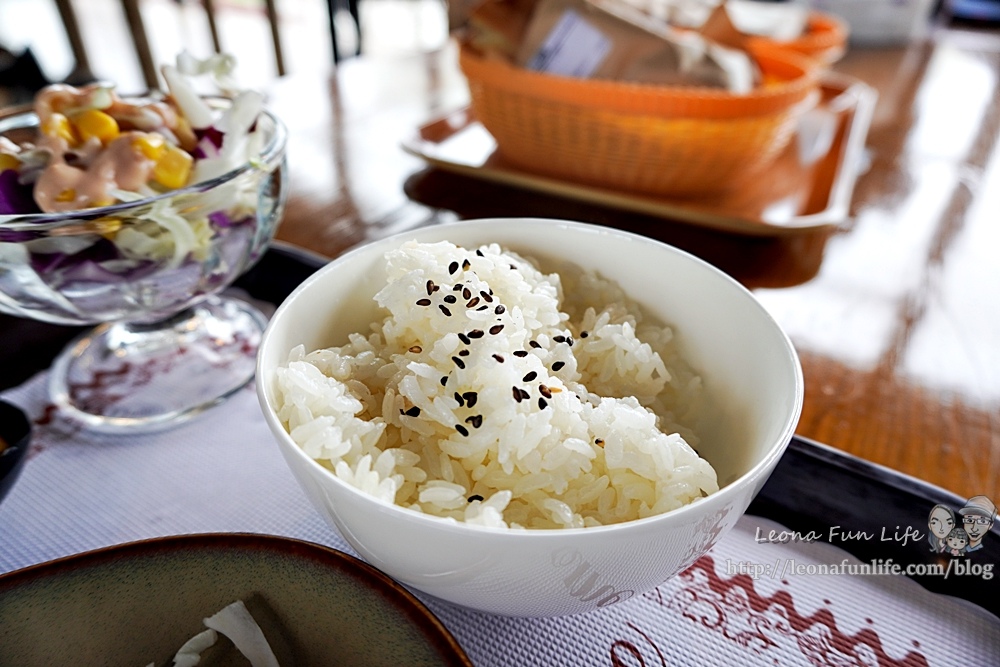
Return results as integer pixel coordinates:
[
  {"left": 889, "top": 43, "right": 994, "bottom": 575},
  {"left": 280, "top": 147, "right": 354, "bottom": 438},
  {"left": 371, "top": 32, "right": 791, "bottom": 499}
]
[{"left": 927, "top": 495, "right": 996, "bottom": 557}]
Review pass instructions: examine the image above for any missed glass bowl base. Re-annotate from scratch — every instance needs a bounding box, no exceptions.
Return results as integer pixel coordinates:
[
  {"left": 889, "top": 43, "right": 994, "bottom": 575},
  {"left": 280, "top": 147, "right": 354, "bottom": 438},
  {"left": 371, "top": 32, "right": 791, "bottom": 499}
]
[{"left": 48, "top": 296, "right": 267, "bottom": 433}]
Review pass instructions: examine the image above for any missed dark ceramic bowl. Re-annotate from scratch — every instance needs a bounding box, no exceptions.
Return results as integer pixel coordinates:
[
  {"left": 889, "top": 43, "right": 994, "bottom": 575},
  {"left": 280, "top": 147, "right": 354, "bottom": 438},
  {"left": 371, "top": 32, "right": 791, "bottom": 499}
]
[
  {"left": 0, "top": 400, "right": 31, "bottom": 504},
  {"left": 0, "top": 533, "right": 472, "bottom": 666}
]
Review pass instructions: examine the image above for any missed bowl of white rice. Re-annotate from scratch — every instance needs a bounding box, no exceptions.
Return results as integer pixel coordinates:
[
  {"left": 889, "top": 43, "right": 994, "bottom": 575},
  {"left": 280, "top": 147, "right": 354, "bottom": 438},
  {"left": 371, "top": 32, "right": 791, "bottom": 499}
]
[{"left": 257, "top": 218, "right": 803, "bottom": 617}]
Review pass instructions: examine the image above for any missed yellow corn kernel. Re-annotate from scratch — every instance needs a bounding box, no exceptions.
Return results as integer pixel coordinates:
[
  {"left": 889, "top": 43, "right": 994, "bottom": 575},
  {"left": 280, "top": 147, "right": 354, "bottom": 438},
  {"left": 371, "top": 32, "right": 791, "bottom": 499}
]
[
  {"left": 152, "top": 144, "right": 193, "bottom": 190},
  {"left": 0, "top": 153, "right": 19, "bottom": 172},
  {"left": 132, "top": 133, "right": 166, "bottom": 161},
  {"left": 55, "top": 189, "right": 77, "bottom": 203},
  {"left": 41, "top": 113, "right": 77, "bottom": 145},
  {"left": 91, "top": 216, "right": 123, "bottom": 237},
  {"left": 73, "top": 109, "right": 120, "bottom": 145},
  {"left": 87, "top": 197, "right": 115, "bottom": 209}
]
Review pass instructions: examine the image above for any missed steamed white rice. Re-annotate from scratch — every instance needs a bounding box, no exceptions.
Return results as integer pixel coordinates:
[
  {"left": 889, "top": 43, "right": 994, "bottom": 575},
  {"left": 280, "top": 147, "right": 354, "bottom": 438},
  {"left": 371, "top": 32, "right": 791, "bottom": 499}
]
[{"left": 274, "top": 240, "right": 718, "bottom": 529}]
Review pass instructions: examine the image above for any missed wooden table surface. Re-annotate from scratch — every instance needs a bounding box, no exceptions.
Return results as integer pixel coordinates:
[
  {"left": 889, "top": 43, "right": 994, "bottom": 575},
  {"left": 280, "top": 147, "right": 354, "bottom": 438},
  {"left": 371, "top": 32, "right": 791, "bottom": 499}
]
[{"left": 264, "top": 25, "right": 1000, "bottom": 504}]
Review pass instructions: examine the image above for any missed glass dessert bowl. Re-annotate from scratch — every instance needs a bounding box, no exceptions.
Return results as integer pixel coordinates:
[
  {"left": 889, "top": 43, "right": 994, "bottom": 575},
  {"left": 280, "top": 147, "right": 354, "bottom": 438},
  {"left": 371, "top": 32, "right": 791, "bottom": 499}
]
[{"left": 0, "top": 99, "right": 288, "bottom": 432}]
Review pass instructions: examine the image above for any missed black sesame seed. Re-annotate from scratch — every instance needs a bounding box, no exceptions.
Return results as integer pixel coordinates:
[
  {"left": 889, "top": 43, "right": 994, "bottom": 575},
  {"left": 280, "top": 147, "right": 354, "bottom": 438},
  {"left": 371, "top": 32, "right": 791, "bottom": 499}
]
[
  {"left": 567, "top": 337, "right": 574, "bottom": 346},
  {"left": 405, "top": 406, "right": 421, "bottom": 417},
  {"left": 509, "top": 264, "right": 516, "bottom": 270},
  {"left": 475, "top": 249, "right": 484, "bottom": 257},
  {"left": 468, "top": 329, "right": 484, "bottom": 339},
  {"left": 512, "top": 387, "right": 523, "bottom": 402},
  {"left": 440, "top": 376, "right": 448, "bottom": 387},
  {"left": 466, "top": 414, "right": 483, "bottom": 429},
  {"left": 476, "top": 305, "right": 489, "bottom": 311},
  {"left": 458, "top": 333, "right": 470, "bottom": 345},
  {"left": 463, "top": 287, "right": 472, "bottom": 300},
  {"left": 459, "top": 349, "right": 470, "bottom": 356},
  {"left": 431, "top": 283, "right": 440, "bottom": 293},
  {"left": 553, "top": 335, "right": 566, "bottom": 343},
  {"left": 522, "top": 371, "right": 537, "bottom": 382},
  {"left": 529, "top": 341, "right": 541, "bottom": 349},
  {"left": 416, "top": 298, "right": 431, "bottom": 306},
  {"left": 452, "top": 356, "right": 465, "bottom": 369},
  {"left": 453, "top": 283, "right": 463, "bottom": 291},
  {"left": 455, "top": 424, "right": 469, "bottom": 437},
  {"left": 426, "top": 280, "right": 435, "bottom": 295},
  {"left": 552, "top": 361, "right": 565, "bottom": 371},
  {"left": 489, "top": 325, "right": 504, "bottom": 335},
  {"left": 449, "top": 261, "right": 459, "bottom": 274},
  {"left": 439, "top": 305, "right": 452, "bottom": 316},
  {"left": 519, "top": 388, "right": 530, "bottom": 400},
  {"left": 539, "top": 385, "right": 552, "bottom": 399},
  {"left": 538, "top": 397, "right": 548, "bottom": 410},
  {"left": 513, "top": 350, "right": 528, "bottom": 357},
  {"left": 493, "top": 354, "right": 505, "bottom": 363},
  {"left": 467, "top": 297, "right": 480, "bottom": 308},
  {"left": 581, "top": 331, "right": 589, "bottom": 338},
  {"left": 462, "top": 259, "right": 471, "bottom": 270},
  {"left": 463, "top": 392, "right": 478, "bottom": 408},
  {"left": 454, "top": 392, "right": 464, "bottom": 407},
  {"left": 495, "top": 305, "right": 505, "bottom": 314},
  {"left": 595, "top": 438, "right": 604, "bottom": 446},
  {"left": 468, "top": 494, "right": 484, "bottom": 502},
  {"left": 480, "top": 291, "right": 493, "bottom": 303},
  {"left": 444, "top": 294, "right": 457, "bottom": 304}
]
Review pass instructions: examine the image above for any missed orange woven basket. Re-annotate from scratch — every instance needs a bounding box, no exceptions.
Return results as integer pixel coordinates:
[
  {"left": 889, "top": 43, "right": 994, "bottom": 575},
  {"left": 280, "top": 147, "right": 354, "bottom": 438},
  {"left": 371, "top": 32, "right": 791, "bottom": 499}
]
[{"left": 459, "top": 41, "right": 820, "bottom": 198}]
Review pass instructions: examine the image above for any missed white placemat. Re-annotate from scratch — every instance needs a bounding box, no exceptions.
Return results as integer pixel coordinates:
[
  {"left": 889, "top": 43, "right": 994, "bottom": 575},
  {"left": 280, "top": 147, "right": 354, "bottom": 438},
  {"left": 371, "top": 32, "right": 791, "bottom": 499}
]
[{"left": 1, "top": 371, "right": 997, "bottom": 667}]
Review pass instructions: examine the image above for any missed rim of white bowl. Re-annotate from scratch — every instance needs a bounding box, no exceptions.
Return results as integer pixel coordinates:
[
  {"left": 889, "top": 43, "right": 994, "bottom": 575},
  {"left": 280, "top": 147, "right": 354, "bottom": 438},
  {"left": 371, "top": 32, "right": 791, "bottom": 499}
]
[{"left": 257, "top": 217, "right": 805, "bottom": 538}]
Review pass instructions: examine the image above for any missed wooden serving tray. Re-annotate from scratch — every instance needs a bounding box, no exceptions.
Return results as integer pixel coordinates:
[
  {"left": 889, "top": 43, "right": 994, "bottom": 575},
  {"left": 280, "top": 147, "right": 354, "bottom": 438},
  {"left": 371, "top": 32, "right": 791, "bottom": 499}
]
[{"left": 403, "top": 72, "right": 876, "bottom": 237}]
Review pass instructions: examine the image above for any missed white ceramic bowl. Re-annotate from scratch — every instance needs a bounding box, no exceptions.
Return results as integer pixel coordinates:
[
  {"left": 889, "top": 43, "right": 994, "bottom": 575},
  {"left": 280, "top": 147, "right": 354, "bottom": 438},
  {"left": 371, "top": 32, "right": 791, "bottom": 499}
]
[{"left": 257, "top": 218, "right": 803, "bottom": 617}]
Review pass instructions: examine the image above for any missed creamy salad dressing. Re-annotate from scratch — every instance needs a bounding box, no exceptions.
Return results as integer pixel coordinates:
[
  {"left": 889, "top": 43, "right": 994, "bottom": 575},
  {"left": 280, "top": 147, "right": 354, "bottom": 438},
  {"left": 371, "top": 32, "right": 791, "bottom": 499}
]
[
  {"left": 33, "top": 84, "right": 109, "bottom": 122},
  {"left": 26, "top": 83, "right": 190, "bottom": 213},
  {"left": 33, "top": 132, "right": 156, "bottom": 212}
]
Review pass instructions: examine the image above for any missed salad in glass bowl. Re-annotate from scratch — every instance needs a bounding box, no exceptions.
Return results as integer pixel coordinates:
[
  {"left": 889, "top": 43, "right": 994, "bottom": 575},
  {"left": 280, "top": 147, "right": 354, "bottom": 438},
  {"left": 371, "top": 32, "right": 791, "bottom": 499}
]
[{"left": 0, "top": 54, "right": 288, "bottom": 431}]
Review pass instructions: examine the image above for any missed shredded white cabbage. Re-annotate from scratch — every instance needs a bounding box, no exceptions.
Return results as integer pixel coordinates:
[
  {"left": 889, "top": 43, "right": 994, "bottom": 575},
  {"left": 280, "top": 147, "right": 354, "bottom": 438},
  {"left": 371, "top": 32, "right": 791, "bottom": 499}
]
[
  {"left": 171, "top": 629, "right": 219, "bottom": 667},
  {"left": 191, "top": 90, "right": 264, "bottom": 184},
  {"left": 202, "top": 600, "right": 280, "bottom": 667},
  {"left": 176, "top": 51, "right": 240, "bottom": 95},
  {"left": 162, "top": 64, "right": 214, "bottom": 130},
  {"left": 151, "top": 599, "right": 281, "bottom": 667},
  {"left": 125, "top": 54, "right": 262, "bottom": 264},
  {"left": 113, "top": 199, "right": 213, "bottom": 266}
]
